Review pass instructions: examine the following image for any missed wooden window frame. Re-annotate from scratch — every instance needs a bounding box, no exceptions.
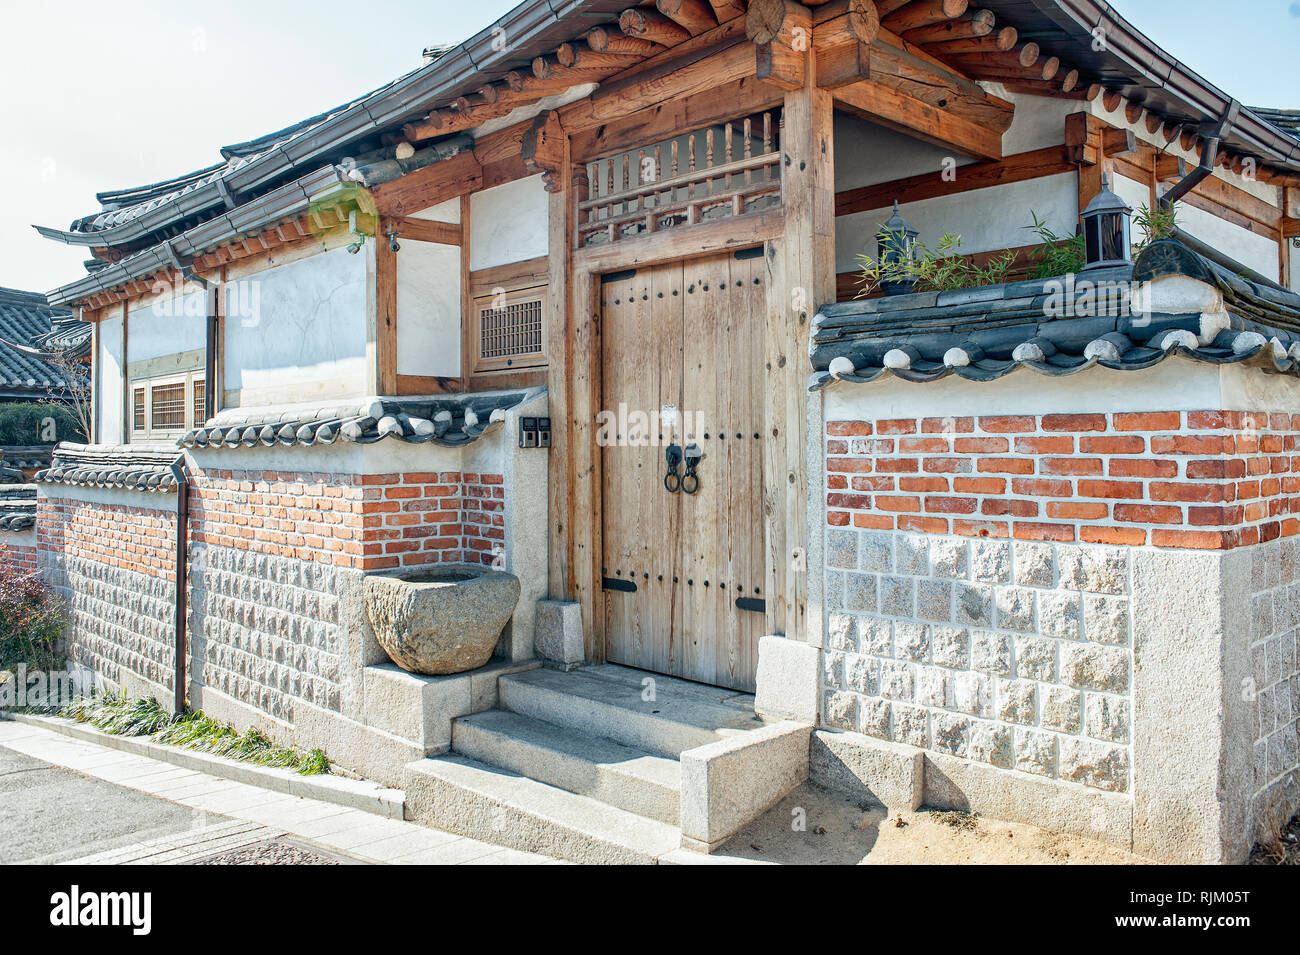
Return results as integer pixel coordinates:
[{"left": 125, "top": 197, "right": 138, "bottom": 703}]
[
  {"left": 469, "top": 285, "right": 548, "bottom": 375},
  {"left": 130, "top": 370, "right": 205, "bottom": 441}
]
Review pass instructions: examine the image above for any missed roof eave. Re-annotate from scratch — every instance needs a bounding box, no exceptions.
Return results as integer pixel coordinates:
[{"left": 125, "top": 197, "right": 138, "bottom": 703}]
[
  {"left": 34, "top": 0, "right": 607, "bottom": 251},
  {"left": 45, "top": 164, "right": 347, "bottom": 307}
]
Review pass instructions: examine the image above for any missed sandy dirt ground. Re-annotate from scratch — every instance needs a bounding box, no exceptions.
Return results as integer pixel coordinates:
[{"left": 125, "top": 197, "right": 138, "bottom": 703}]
[{"left": 710, "top": 783, "right": 1148, "bottom": 864}]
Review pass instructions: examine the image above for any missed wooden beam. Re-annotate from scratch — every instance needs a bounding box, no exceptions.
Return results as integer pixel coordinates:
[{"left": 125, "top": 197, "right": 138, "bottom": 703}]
[
  {"left": 386, "top": 216, "right": 462, "bottom": 245},
  {"left": 585, "top": 26, "right": 662, "bottom": 56},
  {"left": 835, "top": 144, "right": 1074, "bottom": 216},
  {"left": 619, "top": 7, "right": 692, "bottom": 46},
  {"left": 881, "top": 0, "right": 968, "bottom": 34},
  {"left": 833, "top": 76, "right": 1003, "bottom": 160},
  {"left": 923, "top": 25, "right": 1017, "bottom": 55},
  {"left": 706, "top": 0, "right": 746, "bottom": 21},
  {"left": 902, "top": 7, "right": 995, "bottom": 45},
  {"left": 569, "top": 74, "right": 783, "bottom": 161},
  {"left": 656, "top": 0, "right": 719, "bottom": 35},
  {"left": 560, "top": 33, "right": 759, "bottom": 133},
  {"left": 369, "top": 149, "right": 483, "bottom": 216},
  {"left": 868, "top": 27, "right": 1015, "bottom": 133},
  {"left": 556, "top": 42, "right": 643, "bottom": 71}
]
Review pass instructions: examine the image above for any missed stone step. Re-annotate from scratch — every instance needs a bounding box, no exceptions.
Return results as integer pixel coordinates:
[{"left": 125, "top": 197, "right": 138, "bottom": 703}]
[
  {"left": 452, "top": 709, "right": 681, "bottom": 825},
  {"left": 402, "top": 754, "right": 682, "bottom": 865},
  {"left": 498, "top": 665, "right": 765, "bottom": 759}
]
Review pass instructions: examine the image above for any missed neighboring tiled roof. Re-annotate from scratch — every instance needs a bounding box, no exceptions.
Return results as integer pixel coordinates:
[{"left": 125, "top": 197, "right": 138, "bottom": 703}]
[
  {"left": 0, "top": 500, "right": 35, "bottom": 531},
  {"left": 0, "top": 485, "right": 36, "bottom": 500},
  {"left": 181, "top": 391, "right": 535, "bottom": 451},
  {"left": 35, "top": 444, "right": 181, "bottom": 492},
  {"left": 0, "top": 447, "right": 53, "bottom": 471},
  {"left": 0, "top": 287, "right": 86, "bottom": 393},
  {"left": 66, "top": 98, "right": 378, "bottom": 238},
  {"left": 1253, "top": 108, "right": 1300, "bottom": 141},
  {"left": 809, "top": 240, "right": 1300, "bottom": 389}
]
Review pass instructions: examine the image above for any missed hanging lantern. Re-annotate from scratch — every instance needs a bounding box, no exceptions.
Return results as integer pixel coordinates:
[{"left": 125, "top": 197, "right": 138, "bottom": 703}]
[
  {"left": 877, "top": 201, "right": 920, "bottom": 296},
  {"left": 1080, "top": 175, "right": 1132, "bottom": 270}
]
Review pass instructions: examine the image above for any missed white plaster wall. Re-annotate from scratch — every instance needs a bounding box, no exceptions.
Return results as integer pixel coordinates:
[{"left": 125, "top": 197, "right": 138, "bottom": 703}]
[
  {"left": 835, "top": 174, "right": 1077, "bottom": 274},
  {"left": 97, "top": 314, "right": 124, "bottom": 443},
  {"left": 411, "top": 197, "right": 461, "bottom": 223},
  {"left": 1173, "top": 201, "right": 1280, "bottom": 282},
  {"left": 1111, "top": 173, "right": 1151, "bottom": 219},
  {"left": 984, "top": 84, "right": 1082, "bottom": 155},
  {"left": 833, "top": 113, "right": 973, "bottom": 194},
  {"left": 127, "top": 289, "right": 207, "bottom": 364},
  {"left": 397, "top": 242, "right": 461, "bottom": 378},
  {"left": 186, "top": 435, "right": 463, "bottom": 476},
  {"left": 223, "top": 245, "right": 369, "bottom": 404},
  {"left": 469, "top": 175, "right": 549, "bottom": 270}
]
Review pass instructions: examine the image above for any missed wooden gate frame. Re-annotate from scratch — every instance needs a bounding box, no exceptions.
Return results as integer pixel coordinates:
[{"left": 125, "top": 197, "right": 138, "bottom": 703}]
[{"left": 544, "top": 75, "right": 836, "bottom": 669}]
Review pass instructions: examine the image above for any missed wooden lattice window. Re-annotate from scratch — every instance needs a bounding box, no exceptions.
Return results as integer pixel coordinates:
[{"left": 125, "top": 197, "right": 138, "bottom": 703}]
[
  {"left": 576, "top": 109, "right": 782, "bottom": 248},
  {"left": 129, "top": 370, "right": 204, "bottom": 440},
  {"left": 150, "top": 382, "right": 186, "bottom": 431},
  {"left": 132, "top": 386, "right": 146, "bottom": 433},
  {"left": 471, "top": 287, "right": 546, "bottom": 373},
  {"left": 192, "top": 378, "right": 206, "bottom": 427}
]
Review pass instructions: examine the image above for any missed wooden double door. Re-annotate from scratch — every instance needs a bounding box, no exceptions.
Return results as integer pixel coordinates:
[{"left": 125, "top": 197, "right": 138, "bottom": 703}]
[{"left": 599, "top": 248, "right": 766, "bottom": 692}]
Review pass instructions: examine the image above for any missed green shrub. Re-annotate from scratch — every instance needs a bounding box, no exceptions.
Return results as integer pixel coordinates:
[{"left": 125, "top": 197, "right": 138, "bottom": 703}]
[
  {"left": 0, "top": 402, "right": 86, "bottom": 446},
  {"left": 0, "top": 562, "right": 67, "bottom": 672},
  {"left": 60, "top": 693, "right": 332, "bottom": 775},
  {"left": 1024, "top": 211, "right": 1086, "bottom": 279},
  {"left": 857, "top": 232, "right": 1016, "bottom": 297}
]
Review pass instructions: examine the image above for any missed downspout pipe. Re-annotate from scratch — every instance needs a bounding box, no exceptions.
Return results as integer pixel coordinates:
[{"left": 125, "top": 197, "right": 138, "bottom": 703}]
[
  {"left": 1160, "top": 100, "right": 1239, "bottom": 210},
  {"left": 169, "top": 458, "right": 190, "bottom": 715},
  {"left": 178, "top": 260, "right": 218, "bottom": 423}
]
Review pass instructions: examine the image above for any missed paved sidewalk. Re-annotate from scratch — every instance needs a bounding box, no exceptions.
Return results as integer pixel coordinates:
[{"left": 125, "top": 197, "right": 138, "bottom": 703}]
[{"left": 0, "top": 721, "right": 557, "bottom": 865}]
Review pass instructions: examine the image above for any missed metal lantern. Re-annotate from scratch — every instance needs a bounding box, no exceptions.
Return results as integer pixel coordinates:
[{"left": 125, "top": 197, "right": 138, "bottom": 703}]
[
  {"left": 877, "top": 201, "right": 920, "bottom": 296},
  {"left": 1080, "top": 175, "right": 1132, "bottom": 270}
]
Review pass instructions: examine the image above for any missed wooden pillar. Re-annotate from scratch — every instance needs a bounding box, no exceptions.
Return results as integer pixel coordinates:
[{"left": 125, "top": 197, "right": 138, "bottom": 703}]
[
  {"left": 547, "top": 135, "right": 606, "bottom": 661},
  {"left": 1067, "top": 112, "right": 1106, "bottom": 224},
  {"left": 546, "top": 137, "right": 574, "bottom": 607},
  {"left": 375, "top": 226, "right": 398, "bottom": 396},
  {"left": 764, "top": 59, "right": 835, "bottom": 640},
  {"left": 89, "top": 314, "right": 100, "bottom": 444},
  {"left": 120, "top": 298, "right": 130, "bottom": 445}
]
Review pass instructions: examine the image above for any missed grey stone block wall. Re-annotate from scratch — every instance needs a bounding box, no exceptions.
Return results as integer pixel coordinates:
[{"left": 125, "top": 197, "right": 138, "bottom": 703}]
[
  {"left": 1246, "top": 537, "right": 1300, "bottom": 838},
  {"left": 188, "top": 542, "right": 351, "bottom": 724},
  {"left": 39, "top": 549, "right": 176, "bottom": 695},
  {"left": 823, "top": 529, "right": 1133, "bottom": 794}
]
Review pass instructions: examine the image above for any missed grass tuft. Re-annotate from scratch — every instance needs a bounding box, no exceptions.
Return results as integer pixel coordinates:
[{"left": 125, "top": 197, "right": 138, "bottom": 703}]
[{"left": 58, "top": 693, "right": 330, "bottom": 775}]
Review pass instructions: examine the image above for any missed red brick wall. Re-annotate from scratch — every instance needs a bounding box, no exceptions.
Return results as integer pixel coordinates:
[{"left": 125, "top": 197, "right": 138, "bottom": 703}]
[
  {"left": 826, "top": 411, "right": 1296, "bottom": 550},
  {"left": 189, "top": 467, "right": 505, "bottom": 571},
  {"left": 0, "top": 537, "right": 37, "bottom": 576},
  {"left": 38, "top": 497, "right": 177, "bottom": 580}
]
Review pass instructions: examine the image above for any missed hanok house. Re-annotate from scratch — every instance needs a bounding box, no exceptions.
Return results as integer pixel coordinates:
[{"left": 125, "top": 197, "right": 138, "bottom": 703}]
[
  {"left": 0, "top": 287, "right": 90, "bottom": 574},
  {"left": 20, "top": 0, "right": 1300, "bottom": 864}
]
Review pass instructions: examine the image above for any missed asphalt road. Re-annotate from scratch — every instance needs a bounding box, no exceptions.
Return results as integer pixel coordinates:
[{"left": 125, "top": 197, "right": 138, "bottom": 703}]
[{"left": 0, "top": 744, "right": 207, "bottom": 864}]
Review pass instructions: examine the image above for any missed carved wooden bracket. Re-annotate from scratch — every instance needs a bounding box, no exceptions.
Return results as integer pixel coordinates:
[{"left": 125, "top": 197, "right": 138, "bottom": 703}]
[{"left": 522, "top": 109, "right": 567, "bottom": 192}]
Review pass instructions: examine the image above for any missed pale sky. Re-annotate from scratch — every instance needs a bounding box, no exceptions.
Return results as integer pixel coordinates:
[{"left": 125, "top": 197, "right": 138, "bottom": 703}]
[{"left": 1, "top": 0, "right": 1297, "bottom": 296}]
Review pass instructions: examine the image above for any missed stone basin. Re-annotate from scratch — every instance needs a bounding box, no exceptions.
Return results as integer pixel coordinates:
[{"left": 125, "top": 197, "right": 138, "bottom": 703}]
[{"left": 363, "top": 564, "right": 521, "bottom": 675}]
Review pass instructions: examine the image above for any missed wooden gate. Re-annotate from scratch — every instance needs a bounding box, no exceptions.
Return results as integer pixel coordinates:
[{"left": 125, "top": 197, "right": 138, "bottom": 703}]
[{"left": 599, "top": 247, "right": 766, "bottom": 691}]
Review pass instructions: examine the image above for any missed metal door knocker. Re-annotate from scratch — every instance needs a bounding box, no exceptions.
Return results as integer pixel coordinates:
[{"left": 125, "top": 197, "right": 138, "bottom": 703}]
[
  {"left": 681, "top": 443, "right": 703, "bottom": 494},
  {"left": 664, "top": 443, "right": 683, "bottom": 493}
]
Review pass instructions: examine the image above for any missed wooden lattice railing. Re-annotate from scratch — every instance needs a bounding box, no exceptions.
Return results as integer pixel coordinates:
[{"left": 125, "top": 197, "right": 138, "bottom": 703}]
[{"left": 575, "top": 109, "right": 782, "bottom": 248}]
